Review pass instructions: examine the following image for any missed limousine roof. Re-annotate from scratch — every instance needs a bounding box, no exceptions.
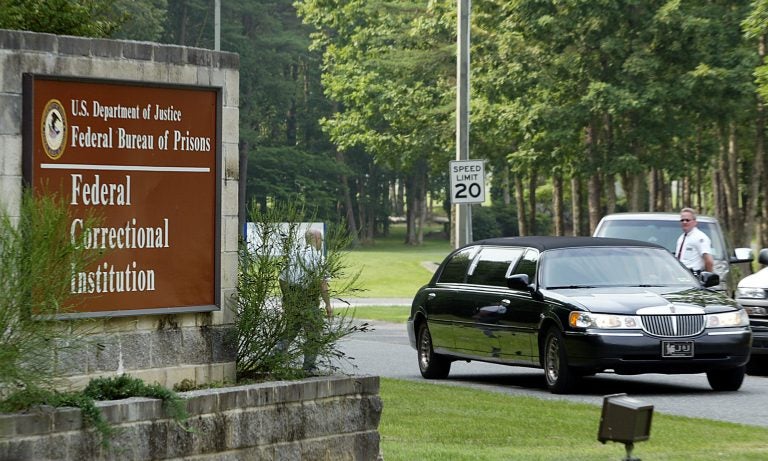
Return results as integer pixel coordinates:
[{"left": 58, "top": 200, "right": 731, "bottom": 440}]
[{"left": 468, "top": 235, "right": 665, "bottom": 252}]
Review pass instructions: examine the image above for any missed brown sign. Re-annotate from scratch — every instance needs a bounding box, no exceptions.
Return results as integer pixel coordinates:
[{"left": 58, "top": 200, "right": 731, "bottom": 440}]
[{"left": 23, "top": 75, "right": 220, "bottom": 315}]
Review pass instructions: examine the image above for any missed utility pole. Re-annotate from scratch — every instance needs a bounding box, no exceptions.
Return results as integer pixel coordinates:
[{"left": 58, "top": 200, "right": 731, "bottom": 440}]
[
  {"left": 455, "top": 0, "right": 472, "bottom": 248},
  {"left": 215, "top": 0, "right": 221, "bottom": 51}
]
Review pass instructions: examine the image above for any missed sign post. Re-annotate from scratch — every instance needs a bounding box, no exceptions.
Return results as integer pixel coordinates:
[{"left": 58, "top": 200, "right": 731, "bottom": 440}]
[{"left": 455, "top": 0, "right": 471, "bottom": 249}]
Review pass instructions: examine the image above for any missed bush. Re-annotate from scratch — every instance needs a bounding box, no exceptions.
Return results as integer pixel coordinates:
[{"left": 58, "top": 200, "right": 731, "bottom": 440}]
[
  {"left": 492, "top": 203, "right": 520, "bottom": 237},
  {"left": 471, "top": 205, "right": 502, "bottom": 240},
  {"left": 0, "top": 191, "right": 102, "bottom": 395},
  {"left": 234, "top": 201, "right": 370, "bottom": 380}
]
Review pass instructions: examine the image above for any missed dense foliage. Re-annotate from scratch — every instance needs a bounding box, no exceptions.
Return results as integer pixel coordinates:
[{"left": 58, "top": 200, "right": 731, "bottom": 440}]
[
  {"left": 0, "top": 0, "right": 121, "bottom": 36},
  {"left": 0, "top": 192, "right": 102, "bottom": 393},
  {"left": 2, "top": 1, "right": 767, "bottom": 247}
]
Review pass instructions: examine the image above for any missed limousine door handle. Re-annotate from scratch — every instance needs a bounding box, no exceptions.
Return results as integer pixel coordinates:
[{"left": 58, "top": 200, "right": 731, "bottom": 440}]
[{"left": 500, "top": 299, "right": 511, "bottom": 307}]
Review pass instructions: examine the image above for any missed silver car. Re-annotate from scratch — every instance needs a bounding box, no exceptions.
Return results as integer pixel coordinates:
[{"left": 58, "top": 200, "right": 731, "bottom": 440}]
[
  {"left": 593, "top": 212, "right": 752, "bottom": 294},
  {"left": 736, "top": 248, "right": 768, "bottom": 373}
]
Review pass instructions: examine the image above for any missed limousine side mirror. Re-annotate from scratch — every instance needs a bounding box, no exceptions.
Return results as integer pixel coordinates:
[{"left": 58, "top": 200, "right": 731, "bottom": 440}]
[
  {"left": 699, "top": 271, "right": 720, "bottom": 288},
  {"left": 507, "top": 274, "right": 531, "bottom": 291}
]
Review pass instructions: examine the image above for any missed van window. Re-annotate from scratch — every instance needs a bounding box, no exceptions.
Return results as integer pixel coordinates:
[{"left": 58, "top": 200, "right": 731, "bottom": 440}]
[{"left": 595, "top": 219, "right": 725, "bottom": 260}]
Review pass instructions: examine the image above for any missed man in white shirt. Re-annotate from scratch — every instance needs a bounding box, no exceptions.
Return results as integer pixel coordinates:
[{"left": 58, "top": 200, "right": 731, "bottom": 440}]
[
  {"left": 278, "top": 228, "right": 332, "bottom": 373},
  {"left": 676, "top": 207, "right": 714, "bottom": 274}
]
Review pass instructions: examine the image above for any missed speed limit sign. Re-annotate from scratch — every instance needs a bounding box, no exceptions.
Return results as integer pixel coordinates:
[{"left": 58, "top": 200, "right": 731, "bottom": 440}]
[{"left": 449, "top": 160, "right": 485, "bottom": 204}]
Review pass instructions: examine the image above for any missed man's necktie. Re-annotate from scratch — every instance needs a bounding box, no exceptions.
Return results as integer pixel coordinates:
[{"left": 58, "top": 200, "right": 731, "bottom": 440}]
[{"left": 677, "top": 233, "right": 687, "bottom": 260}]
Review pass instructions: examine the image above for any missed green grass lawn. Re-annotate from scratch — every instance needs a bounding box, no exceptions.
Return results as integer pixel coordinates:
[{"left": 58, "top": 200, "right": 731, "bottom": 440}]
[
  {"left": 380, "top": 378, "right": 768, "bottom": 461},
  {"left": 341, "top": 224, "right": 451, "bottom": 298}
]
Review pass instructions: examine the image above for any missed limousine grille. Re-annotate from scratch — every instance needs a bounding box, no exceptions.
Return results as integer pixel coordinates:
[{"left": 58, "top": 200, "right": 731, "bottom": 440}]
[{"left": 640, "top": 314, "right": 705, "bottom": 337}]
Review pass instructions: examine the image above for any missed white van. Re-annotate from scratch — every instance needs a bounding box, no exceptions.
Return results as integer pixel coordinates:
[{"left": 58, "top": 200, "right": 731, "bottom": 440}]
[{"left": 593, "top": 212, "right": 753, "bottom": 294}]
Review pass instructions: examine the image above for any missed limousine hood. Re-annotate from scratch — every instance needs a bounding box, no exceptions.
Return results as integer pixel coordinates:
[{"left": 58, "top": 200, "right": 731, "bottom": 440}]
[{"left": 544, "top": 286, "right": 738, "bottom": 314}]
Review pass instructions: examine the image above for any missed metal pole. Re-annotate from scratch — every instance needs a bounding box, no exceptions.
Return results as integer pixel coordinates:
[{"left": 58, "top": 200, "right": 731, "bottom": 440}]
[
  {"left": 455, "top": 0, "right": 472, "bottom": 248},
  {"left": 215, "top": 0, "right": 221, "bottom": 51}
]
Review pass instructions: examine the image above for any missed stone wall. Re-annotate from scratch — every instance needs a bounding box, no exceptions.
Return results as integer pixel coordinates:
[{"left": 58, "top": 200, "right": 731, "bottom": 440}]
[
  {"left": 0, "top": 375, "right": 383, "bottom": 461},
  {"left": 0, "top": 29, "right": 240, "bottom": 388}
]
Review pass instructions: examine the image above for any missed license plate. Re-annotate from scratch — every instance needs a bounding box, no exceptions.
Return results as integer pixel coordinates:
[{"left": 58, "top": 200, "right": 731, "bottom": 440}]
[{"left": 662, "top": 341, "right": 694, "bottom": 358}]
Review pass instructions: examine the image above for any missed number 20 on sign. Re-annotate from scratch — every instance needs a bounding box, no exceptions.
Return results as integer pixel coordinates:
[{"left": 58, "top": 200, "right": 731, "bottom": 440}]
[{"left": 449, "top": 160, "right": 486, "bottom": 204}]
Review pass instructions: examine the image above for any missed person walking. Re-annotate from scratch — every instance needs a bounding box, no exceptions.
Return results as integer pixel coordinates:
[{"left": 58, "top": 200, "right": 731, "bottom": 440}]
[
  {"left": 278, "top": 228, "right": 333, "bottom": 374},
  {"left": 675, "top": 207, "right": 714, "bottom": 274}
]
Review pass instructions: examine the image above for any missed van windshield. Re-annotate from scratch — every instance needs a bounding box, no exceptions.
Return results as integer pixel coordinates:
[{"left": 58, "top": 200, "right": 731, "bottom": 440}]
[{"left": 595, "top": 219, "right": 725, "bottom": 260}]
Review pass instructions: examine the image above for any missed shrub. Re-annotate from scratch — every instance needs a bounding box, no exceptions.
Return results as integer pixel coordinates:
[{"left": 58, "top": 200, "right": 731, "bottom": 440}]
[
  {"left": 471, "top": 205, "right": 503, "bottom": 240},
  {"left": 234, "top": 200, "right": 370, "bottom": 380},
  {"left": 0, "top": 190, "right": 102, "bottom": 395}
]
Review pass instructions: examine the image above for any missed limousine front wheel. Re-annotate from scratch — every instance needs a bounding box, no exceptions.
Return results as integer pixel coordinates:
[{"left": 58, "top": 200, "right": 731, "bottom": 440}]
[
  {"left": 417, "top": 323, "right": 451, "bottom": 379},
  {"left": 543, "top": 328, "right": 577, "bottom": 394},
  {"left": 707, "top": 366, "right": 745, "bottom": 391}
]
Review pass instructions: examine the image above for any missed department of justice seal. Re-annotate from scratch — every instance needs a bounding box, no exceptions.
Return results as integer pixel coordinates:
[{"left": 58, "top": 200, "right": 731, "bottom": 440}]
[{"left": 41, "top": 99, "right": 67, "bottom": 160}]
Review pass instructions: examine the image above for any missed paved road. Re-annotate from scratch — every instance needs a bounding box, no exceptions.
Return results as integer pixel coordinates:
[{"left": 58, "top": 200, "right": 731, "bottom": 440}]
[{"left": 336, "top": 319, "right": 768, "bottom": 428}]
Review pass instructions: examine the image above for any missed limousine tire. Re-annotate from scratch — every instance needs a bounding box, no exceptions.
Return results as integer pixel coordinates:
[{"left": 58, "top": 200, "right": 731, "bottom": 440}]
[
  {"left": 706, "top": 365, "right": 746, "bottom": 391},
  {"left": 543, "top": 328, "right": 577, "bottom": 394},
  {"left": 417, "top": 323, "right": 451, "bottom": 379}
]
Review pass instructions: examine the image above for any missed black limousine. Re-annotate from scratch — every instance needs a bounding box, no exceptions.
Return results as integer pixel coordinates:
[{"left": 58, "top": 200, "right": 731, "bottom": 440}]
[{"left": 407, "top": 236, "right": 751, "bottom": 393}]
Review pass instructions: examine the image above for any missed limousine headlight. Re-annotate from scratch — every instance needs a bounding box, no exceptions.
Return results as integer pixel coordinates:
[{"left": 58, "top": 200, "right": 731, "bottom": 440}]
[
  {"left": 706, "top": 310, "right": 749, "bottom": 328},
  {"left": 569, "top": 312, "right": 642, "bottom": 329}
]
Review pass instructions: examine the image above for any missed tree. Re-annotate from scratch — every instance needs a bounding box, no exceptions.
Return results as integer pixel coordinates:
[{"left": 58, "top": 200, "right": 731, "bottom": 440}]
[
  {"left": 743, "top": 0, "right": 768, "bottom": 248},
  {"left": 0, "top": 0, "right": 121, "bottom": 36},
  {"left": 297, "top": 0, "right": 456, "bottom": 244},
  {"left": 108, "top": 0, "right": 167, "bottom": 41}
]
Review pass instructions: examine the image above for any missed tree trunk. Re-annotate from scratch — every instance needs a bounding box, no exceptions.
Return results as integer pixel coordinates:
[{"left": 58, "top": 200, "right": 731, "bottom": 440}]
[
  {"left": 603, "top": 114, "right": 615, "bottom": 215},
  {"left": 712, "top": 168, "right": 723, "bottom": 220},
  {"left": 681, "top": 175, "right": 691, "bottom": 211},
  {"left": 336, "top": 150, "right": 359, "bottom": 247},
  {"left": 405, "top": 173, "right": 417, "bottom": 244},
  {"left": 662, "top": 171, "right": 671, "bottom": 211},
  {"left": 585, "top": 122, "right": 601, "bottom": 234},
  {"left": 725, "top": 123, "right": 743, "bottom": 244},
  {"left": 744, "top": 95, "right": 764, "bottom": 246},
  {"left": 405, "top": 160, "right": 428, "bottom": 246},
  {"left": 622, "top": 168, "right": 643, "bottom": 212},
  {"left": 553, "top": 173, "right": 564, "bottom": 236},
  {"left": 746, "top": 36, "right": 766, "bottom": 248},
  {"left": 528, "top": 167, "right": 537, "bottom": 234},
  {"left": 588, "top": 173, "right": 601, "bottom": 234},
  {"left": 514, "top": 174, "right": 527, "bottom": 236},
  {"left": 571, "top": 176, "right": 582, "bottom": 236},
  {"left": 648, "top": 168, "right": 657, "bottom": 212},
  {"left": 357, "top": 178, "right": 369, "bottom": 243},
  {"left": 605, "top": 173, "right": 616, "bottom": 215},
  {"left": 417, "top": 170, "right": 427, "bottom": 245},
  {"left": 762, "top": 184, "right": 768, "bottom": 250},
  {"left": 286, "top": 63, "right": 298, "bottom": 145},
  {"left": 502, "top": 165, "right": 511, "bottom": 206}
]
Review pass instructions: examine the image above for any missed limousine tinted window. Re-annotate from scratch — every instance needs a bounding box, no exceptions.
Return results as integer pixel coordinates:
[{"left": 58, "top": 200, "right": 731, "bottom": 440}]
[
  {"left": 466, "top": 247, "right": 524, "bottom": 286},
  {"left": 437, "top": 246, "right": 477, "bottom": 283},
  {"left": 513, "top": 249, "right": 539, "bottom": 282}
]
